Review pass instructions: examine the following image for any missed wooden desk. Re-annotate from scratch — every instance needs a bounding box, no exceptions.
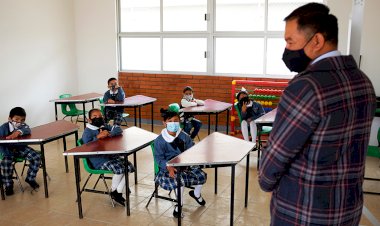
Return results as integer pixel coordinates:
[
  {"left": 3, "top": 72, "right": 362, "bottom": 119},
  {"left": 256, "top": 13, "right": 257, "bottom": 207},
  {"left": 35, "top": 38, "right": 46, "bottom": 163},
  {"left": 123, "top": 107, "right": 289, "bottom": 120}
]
[
  {"left": 101, "top": 95, "right": 157, "bottom": 132},
  {"left": 63, "top": 126, "right": 158, "bottom": 219},
  {"left": 167, "top": 132, "right": 255, "bottom": 226},
  {"left": 0, "top": 120, "right": 79, "bottom": 198},
  {"left": 50, "top": 92, "right": 103, "bottom": 128},
  {"left": 254, "top": 108, "right": 277, "bottom": 169},
  {"left": 181, "top": 99, "right": 232, "bottom": 194}
]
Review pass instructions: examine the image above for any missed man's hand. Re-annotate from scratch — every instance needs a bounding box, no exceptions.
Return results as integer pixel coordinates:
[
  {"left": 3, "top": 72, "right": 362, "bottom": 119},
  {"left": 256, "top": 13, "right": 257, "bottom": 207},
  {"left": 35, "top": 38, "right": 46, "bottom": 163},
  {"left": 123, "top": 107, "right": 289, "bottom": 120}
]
[
  {"left": 167, "top": 166, "right": 177, "bottom": 178},
  {"left": 6, "top": 131, "right": 21, "bottom": 140},
  {"left": 97, "top": 130, "right": 110, "bottom": 139}
]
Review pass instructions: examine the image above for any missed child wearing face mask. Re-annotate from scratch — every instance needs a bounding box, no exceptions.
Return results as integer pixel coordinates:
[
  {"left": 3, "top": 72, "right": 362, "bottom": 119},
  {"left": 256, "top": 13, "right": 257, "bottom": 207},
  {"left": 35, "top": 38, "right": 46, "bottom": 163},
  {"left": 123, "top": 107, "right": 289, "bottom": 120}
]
[
  {"left": 0, "top": 107, "right": 41, "bottom": 196},
  {"left": 154, "top": 108, "right": 207, "bottom": 218},
  {"left": 82, "top": 108, "right": 135, "bottom": 206},
  {"left": 180, "top": 86, "right": 204, "bottom": 140},
  {"left": 236, "top": 87, "right": 265, "bottom": 145},
  {"left": 103, "top": 77, "right": 126, "bottom": 125}
]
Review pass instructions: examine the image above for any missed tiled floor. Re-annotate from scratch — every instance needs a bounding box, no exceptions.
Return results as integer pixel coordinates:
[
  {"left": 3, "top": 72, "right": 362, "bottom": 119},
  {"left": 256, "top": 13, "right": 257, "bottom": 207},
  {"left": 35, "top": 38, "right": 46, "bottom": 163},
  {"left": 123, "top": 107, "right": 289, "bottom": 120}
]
[{"left": 1, "top": 123, "right": 379, "bottom": 226}]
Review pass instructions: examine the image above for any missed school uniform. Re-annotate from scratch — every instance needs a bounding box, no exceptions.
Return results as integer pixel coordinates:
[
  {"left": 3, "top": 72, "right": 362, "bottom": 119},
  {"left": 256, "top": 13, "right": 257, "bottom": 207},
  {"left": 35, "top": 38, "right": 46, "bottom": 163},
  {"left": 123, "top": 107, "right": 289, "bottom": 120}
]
[
  {"left": 0, "top": 122, "right": 41, "bottom": 187},
  {"left": 103, "top": 87, "right": 125, "bottom": 125},
  {"left": 236, "top": 100, "right": 265, "bottom": 142},
  {"left": 82, "top": 123, "right": 134, "bottom": 173},
  {"left": 154, "top": 129, "right": 207, "bottom": 190},
  {"left": 180, "top": 97, "right": 204, "bottom": 139}
]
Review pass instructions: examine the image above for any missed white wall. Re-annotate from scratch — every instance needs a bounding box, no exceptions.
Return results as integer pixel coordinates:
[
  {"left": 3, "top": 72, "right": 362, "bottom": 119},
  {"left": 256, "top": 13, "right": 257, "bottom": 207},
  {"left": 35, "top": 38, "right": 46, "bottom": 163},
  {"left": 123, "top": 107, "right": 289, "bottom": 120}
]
[
  {"left": 74, "top": 0, "right": 118, "bottom": 95},
  {"left": 0, "top": 0, "right": 77, "bottom": 127}
]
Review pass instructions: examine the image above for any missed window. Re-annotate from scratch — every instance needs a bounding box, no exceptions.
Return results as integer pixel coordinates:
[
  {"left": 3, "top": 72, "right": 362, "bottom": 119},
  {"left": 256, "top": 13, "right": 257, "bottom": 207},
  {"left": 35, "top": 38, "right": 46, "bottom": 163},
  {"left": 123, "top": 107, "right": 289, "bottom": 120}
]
[{"left": 118, "top": 0, "right": 323, "bottom": 77}]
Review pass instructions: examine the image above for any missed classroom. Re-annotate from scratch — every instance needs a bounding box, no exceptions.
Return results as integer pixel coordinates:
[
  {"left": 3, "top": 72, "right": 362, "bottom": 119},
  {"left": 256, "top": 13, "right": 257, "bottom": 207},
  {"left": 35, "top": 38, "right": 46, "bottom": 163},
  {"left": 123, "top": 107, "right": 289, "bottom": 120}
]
[{"left": 0, "top": 0, "right": 379, "bottom": 225}]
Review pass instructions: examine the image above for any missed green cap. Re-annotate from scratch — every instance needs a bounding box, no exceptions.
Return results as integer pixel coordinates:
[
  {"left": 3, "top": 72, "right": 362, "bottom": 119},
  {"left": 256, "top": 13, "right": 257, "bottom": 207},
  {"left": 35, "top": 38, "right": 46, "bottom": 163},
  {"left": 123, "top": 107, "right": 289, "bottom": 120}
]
[{"left": 168, "top": 103, "right": 180, "bottom": 113}]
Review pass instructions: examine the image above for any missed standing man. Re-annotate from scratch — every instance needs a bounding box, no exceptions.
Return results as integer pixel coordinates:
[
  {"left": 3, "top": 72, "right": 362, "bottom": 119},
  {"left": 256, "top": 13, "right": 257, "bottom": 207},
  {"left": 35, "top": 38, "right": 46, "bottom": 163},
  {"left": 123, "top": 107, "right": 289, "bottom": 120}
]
[{"left": 259, "top": 3, "right": 376, "bottom": 226}]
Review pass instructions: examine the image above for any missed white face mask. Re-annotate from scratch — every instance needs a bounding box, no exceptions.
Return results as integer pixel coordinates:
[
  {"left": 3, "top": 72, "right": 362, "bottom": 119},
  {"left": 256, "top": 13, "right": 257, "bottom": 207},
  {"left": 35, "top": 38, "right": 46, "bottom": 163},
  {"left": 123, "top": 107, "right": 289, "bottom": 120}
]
[
  {"left": 10, "top": 121, "right": 21, "bottom": 129},
  {"left": 184, "top": 94, "right": 193, "bottom": 101}
]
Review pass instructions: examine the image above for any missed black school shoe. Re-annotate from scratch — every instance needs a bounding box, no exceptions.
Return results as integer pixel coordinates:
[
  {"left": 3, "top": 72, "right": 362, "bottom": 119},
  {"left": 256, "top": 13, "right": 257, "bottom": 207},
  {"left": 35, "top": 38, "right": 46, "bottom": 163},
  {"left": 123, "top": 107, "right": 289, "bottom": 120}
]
[
  {"left": 111, "top": 190, "right": 125, "bottom": 206},
  {"left": 5, "top": 185, "right": 14, "bottom": 196},
  {"left": 189, "top": 190, "right": 206, "bottom": 206},
  {"left": 173, "top": 205, "right": 184, "bottom": 218},
  {"left": 25, "top": 178, "right": 40, "bottom": 190}
]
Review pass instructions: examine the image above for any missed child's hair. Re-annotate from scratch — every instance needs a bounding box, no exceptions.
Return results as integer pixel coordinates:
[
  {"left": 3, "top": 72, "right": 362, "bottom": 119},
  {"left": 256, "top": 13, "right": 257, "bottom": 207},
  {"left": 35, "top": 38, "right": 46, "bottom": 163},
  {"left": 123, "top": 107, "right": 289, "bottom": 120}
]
[
  {"left": 88, "top": 108, "right": 101, "bottom": 119},
  {"left": 236, "top": 90, "right": 249, "bottom": 101},
  {"left": 9, "top": 107, "right": 26, "bottom": 118},
  {"left": 108, "top": 77, "right": 117, "bottom": 85},
  {"left": 160, "top": 108, "right": 179, "bottom": 121},
  {"left": 183, "top": 86, "right": 193, "bottom": 93}
]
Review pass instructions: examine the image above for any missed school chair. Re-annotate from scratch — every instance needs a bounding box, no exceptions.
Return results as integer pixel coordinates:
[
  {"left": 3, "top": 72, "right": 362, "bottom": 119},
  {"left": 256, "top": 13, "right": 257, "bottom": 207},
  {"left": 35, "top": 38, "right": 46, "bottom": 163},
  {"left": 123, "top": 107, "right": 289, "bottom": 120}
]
[
  {"left": 76, "top": 139, "right": 115, "bottom": 207},
  {"left": 0, "top": 154, "right": 24, "bottom": 192},
  {"left": 234, "top": 102, "right": 272, "bottom": 168},
  {"left": 20, "top": 151, "right": 51, "bottom": 181},
  {"left": 98, "top": 98, "right": 129, "bottom": 126},
  {"left": 145, "top": 142, "right": 177, "bottom": 208},
  {"left": 59, "top": 94, "right": 87, "bottom": 124},
  {"left": 364, "top": 127, "right": 380, "bottom": 195}
]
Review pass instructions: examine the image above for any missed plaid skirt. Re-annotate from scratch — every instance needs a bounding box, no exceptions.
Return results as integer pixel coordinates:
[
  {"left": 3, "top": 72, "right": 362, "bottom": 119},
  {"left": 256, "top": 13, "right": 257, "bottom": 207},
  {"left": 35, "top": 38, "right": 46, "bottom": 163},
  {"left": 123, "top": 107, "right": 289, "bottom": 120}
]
[
  {"left": 99, "top": 157, "right": 135, "bottom": 174},
  {"left": 155, "top": 167, "right": 207, "bottom": 190}
]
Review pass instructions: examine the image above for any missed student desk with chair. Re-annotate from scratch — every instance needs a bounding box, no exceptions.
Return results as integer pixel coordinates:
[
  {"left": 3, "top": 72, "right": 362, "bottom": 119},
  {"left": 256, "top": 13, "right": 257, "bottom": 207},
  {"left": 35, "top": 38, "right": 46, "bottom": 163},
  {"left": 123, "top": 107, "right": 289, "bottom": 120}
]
[
  {"left": 167, "top": 132, "right": 255, "bottom": 226},
  {"left": 181, "top": 99, "right": 232, "bottom": 194},
  {"left": 63, "top": 126, "right": 158, "bottom": 219},
  {"left": 50, "top": 92, "right": 103, "bottom": 128},
  {"left": 0, "top": 120, "right": 79, "bottom": 198},
  {"left": 101, "top": 94, "right": 157, "bottom": 132},
  {"left": 254, "top": 108, "right": 277, "bottom": 169}
]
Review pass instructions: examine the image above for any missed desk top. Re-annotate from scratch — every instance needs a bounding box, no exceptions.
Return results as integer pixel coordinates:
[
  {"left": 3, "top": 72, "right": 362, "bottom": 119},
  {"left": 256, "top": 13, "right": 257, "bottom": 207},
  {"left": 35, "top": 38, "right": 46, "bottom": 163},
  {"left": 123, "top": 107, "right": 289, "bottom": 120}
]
[
  {"left": 181, "top": 99, "right": 232, "bottom": 114},
  {"left": 63, "top": 126, "right": 158, "bottom": 156},
  {"left": 167, "top": 132, "right": 255, "bottom": 167},
  {"left": 0, "top": 120, "right": 79, "bottom": 144},
  {"left": 50, "top": 93, "right": 103, "bottom": 103},
  {"left": 101, "top": 95, "right": 157, "bottom": 107},
  {"left": 254, "top": 108, "right": 277, "bottom": 124}
]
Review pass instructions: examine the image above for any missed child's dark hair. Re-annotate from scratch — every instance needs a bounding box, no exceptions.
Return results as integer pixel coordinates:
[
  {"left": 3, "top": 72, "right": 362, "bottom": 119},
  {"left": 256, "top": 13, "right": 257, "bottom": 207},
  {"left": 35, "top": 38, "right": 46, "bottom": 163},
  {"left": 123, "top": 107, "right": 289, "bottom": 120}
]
[
  {"left": 183, "top": 86, "right": 193, "bottom": 93},
  {"left": 108, "top": 77, "right": 117, "bottom": 85},
  {"left": 9, "top": 107, "right": 26, "bottom": 118},
  {"left": 160, "top": 108, "right": 179, "bottom": 121},
  {"left": 88, "top": 108, "right": 101, "bottom": 119}
]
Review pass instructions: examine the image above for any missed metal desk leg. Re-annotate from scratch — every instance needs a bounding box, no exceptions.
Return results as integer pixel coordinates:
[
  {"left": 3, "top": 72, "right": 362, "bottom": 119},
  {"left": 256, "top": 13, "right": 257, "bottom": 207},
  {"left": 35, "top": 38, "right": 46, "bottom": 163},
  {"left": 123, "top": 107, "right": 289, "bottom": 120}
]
[
  {"left": 40, "top": 144, "right": 49, "bottom": 198},
  {"left": 230, "top": 165, "right": 236, "bottom": 226},
  {"left": 134, "top": 107, "right": 137, "bottom": 126},
  {"left": 245, "top": 153, "right": 250, "bottom": 207},
  {"left": 133, "top": 153, "right": 138, "bottom": 184},
  {"left": 74, "top": 132, "right": 80, "bottom": 180},
  {"left": 82, "top": 103, "right": 86, "bottom": 129},
  {"left": 226, "top": 109, "right": 230, "bottom": 135},
  {"left": 55, "top": 103, "right": 58, "bottom": 121},
  {"left": 215, "top": 112, "right": 219, "bottom": 132},
  {"left": 91, "top": 100, "right": 95, "bottom": 108},
  {"left": 208, "top": 114, "right": 211, "bottom": 135},
  {"left": 125, "top": 155, "right": 130, "bottom": 216},
  {"left": 63, "top": 136, "right": 69, "bottom": 173},
  {"left": 257, "top": 125, "right": 262, "bottom": 170},
  {"left": 215, "top": 167, "right": 218, "bottom": 194},
  {"left": 177, "top": 167, "right": 182, "bottom": 226},
  {"left": 74, "top": 157, "right": 83, "bottom": 218},
  {"left": 138, "top": 106, "right": 142, "bottom": 128},
  {"left": 151, "top": 103, "right": 154, "bottom": 132}
]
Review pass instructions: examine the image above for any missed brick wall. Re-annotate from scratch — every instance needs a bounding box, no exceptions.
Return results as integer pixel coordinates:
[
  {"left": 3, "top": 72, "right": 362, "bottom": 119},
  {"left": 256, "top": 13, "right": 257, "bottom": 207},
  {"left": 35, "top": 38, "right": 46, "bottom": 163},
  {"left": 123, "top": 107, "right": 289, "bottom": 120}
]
[{"left": 118, "top": 72, "right": 290, "bottom": 127}]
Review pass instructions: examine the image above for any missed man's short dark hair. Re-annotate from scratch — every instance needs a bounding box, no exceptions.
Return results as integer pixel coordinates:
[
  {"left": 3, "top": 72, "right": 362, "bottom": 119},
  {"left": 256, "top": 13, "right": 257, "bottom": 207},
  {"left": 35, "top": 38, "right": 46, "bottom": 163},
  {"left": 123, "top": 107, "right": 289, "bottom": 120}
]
[
  {"left": 108, "top": 77, "right": 117, "bottom": 85},
  {"left": 88, "top": 108, "right": 101, "bottom": 119},
  {"left": 183, "top": 86, "right": 193, "bottom": 93},
  {"left": 9, "top": 107, "right": 26, "bottom": 118},
  {"left": 284, "top": 2, "right": 338, "bottom": 46}
]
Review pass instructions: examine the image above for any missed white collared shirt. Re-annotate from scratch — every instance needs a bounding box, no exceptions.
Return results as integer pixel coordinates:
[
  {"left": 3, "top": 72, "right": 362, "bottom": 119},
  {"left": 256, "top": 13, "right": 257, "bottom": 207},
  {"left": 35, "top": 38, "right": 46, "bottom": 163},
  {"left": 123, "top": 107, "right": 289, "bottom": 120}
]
[{"left": 311, "top": 50, "right": 341, "bottom": 65}]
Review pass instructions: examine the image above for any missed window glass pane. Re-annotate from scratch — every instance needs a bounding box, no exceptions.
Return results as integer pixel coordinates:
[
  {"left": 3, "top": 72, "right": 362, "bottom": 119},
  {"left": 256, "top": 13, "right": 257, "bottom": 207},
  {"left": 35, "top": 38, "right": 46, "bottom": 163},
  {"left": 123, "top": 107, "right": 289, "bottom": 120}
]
[
  {"left": 266, "top": 38, "right": 295, "bottom": 76},
  {"left": 268, "top": 0, "right": 324, "bottom": 31},
  {"left": 120, "top": 0, "right": 160, "bottom": 32},
  {"left": 120, "top": 38, "right": 160, "bottom": 71},
  {"left": 163, "top": 38, "right": 207, "bottom": 72},
  {"left": 215, "top": 38, "right": 264, "bottom": 74},
  {"left": 163, "top": 0, "right": 207, "bottom": 31},
  {"left": 215, "top": 0, "right": 265, "bottom": 31}
]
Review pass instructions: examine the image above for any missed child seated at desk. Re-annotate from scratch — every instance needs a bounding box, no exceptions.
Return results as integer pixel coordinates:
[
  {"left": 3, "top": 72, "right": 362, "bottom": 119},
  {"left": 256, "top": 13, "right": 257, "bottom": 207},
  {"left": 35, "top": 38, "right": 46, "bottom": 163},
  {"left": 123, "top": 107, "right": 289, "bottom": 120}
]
[
  {"left": 180, "top": 86, "right": 204, "bottom": 140},
  {"left": 103, "top": 77, "right": 125, "bottom": 125},
  {"left": 154, "top": 108, "right": 207, "bottom": 218},
  {"left": 236, "top": 88, "right": 265, "bottom": 145},
  {"left": 82, "top": 108, "right": 135, "bottom": 206},
  {"left": 0, "top": 107, "right": 41, "bottom": 196}
]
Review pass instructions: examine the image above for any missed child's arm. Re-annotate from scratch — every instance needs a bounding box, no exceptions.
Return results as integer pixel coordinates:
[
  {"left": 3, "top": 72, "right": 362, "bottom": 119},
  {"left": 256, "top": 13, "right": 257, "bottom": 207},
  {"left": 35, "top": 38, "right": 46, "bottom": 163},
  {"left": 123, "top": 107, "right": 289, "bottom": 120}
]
[
  {"left": 103, "top": 91, "right": 110, "bottom": 103},
  {"left": 82, "top": 131, "right": 98, "bottom": 144},
  {"left": 15, "top": 123, "right": 31, "bottom": 136},
  {"left": 195, "top": 99, "right": 205, "bottom": 106},
  {"left": 106, "top": 124, "right": 123, "bottom": 137},
  {"left": 181, "top": 98, "right": 197, "bottom": 107},
  {"left": 154, "top": 139, "right": 169, "bottom": 172},
  {"left": 116, "top": 87, "right": 125, "bottom": 101}
]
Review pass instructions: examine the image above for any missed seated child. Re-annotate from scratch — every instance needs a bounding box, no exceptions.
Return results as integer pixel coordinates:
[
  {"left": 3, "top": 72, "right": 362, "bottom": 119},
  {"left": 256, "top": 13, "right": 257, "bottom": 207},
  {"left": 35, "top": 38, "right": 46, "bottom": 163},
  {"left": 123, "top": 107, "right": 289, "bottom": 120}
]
[
  {"left": 103, "top": 77, "right": 125, "bottom": 125},
  {"left": 180, "top": 86, "right": 204, "bottom": 139},
  {"left": 82, "top": 108, "right": 135, "bottom": 206},
  {"left": 0, "top": 107, "right": 41, "bottom": 195},
  {"left": 236, "top": 88, "right": 265, "bottom": 144},
  {"left": 154, "top": 108, "right": 207, "bottom": 218}
]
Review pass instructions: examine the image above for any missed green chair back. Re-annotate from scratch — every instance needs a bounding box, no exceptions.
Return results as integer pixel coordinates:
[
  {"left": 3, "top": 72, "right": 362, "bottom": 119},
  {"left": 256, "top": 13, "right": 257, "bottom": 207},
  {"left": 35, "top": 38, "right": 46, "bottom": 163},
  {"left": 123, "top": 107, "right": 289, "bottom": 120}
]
[
  {"left": 59, "top": 94, "right": 83, "bottom": 116},
  {"left": 150, "top": 142, "right": 159, "bottom": 175},
  {"left": 234, "top": 102, "right": 272, "bottom": 135},
  {"left": 77, "top": 138, "right": 113, "bottom": 174},
  {"left": 98, "top": 97, "right": 105, "bottom": 115},
  {"left": 367, "top": 127, "right": 380, "bottom": 158}
]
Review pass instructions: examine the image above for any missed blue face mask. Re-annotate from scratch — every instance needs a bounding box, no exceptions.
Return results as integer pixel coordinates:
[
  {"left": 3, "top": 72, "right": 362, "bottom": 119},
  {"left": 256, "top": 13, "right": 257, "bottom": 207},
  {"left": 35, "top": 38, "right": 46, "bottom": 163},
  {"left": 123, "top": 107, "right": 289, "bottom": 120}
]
[{"left": 166, "top": 122, "right": 180, "bottom": 133}]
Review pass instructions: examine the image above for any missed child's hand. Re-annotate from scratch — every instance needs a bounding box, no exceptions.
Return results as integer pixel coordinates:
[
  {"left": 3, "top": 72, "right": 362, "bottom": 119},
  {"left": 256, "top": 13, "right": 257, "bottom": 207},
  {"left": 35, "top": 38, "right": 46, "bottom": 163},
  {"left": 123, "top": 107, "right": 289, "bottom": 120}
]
[
  {"left": 107, "top": 99, "right": 116, "bottom": 104},
  {"left": 242, "top": 102, "right": 247, "bottom": 112},
  {"left": 6, "top": 131, "right": 21, "bottom": 140},
  {"left": 167, "top": 166, "right": 177, "bottom": 178},
  {"left": 97, "top": 130, "right": 110, "bottom": 139}
]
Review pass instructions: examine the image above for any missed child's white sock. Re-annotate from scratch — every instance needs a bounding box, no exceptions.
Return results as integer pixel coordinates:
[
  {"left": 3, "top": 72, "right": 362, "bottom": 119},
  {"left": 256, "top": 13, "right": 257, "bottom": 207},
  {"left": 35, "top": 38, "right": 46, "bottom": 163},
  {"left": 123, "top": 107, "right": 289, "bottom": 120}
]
[
  {"left": 249, "top": 121, "right": 257, "bottom": 143},
  {"left": 111, "top": 174, "right": 123, "bottom": 192},
  {"left": 174, "top": 186, "right": 184, "bottom": 206},
  {"left": 194, "top": 185, "right": 202, "bottom": 198},
  {"left": 116, "top": 175, "right": 125, "bottom": 193}
]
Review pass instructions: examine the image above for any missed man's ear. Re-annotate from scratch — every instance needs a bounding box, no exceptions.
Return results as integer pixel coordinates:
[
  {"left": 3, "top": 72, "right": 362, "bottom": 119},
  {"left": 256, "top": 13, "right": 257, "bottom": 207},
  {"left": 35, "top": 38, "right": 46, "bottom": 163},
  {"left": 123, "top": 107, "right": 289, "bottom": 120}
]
[{"left": 313, "top": 33, "right": 325, "bottom": 52}]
